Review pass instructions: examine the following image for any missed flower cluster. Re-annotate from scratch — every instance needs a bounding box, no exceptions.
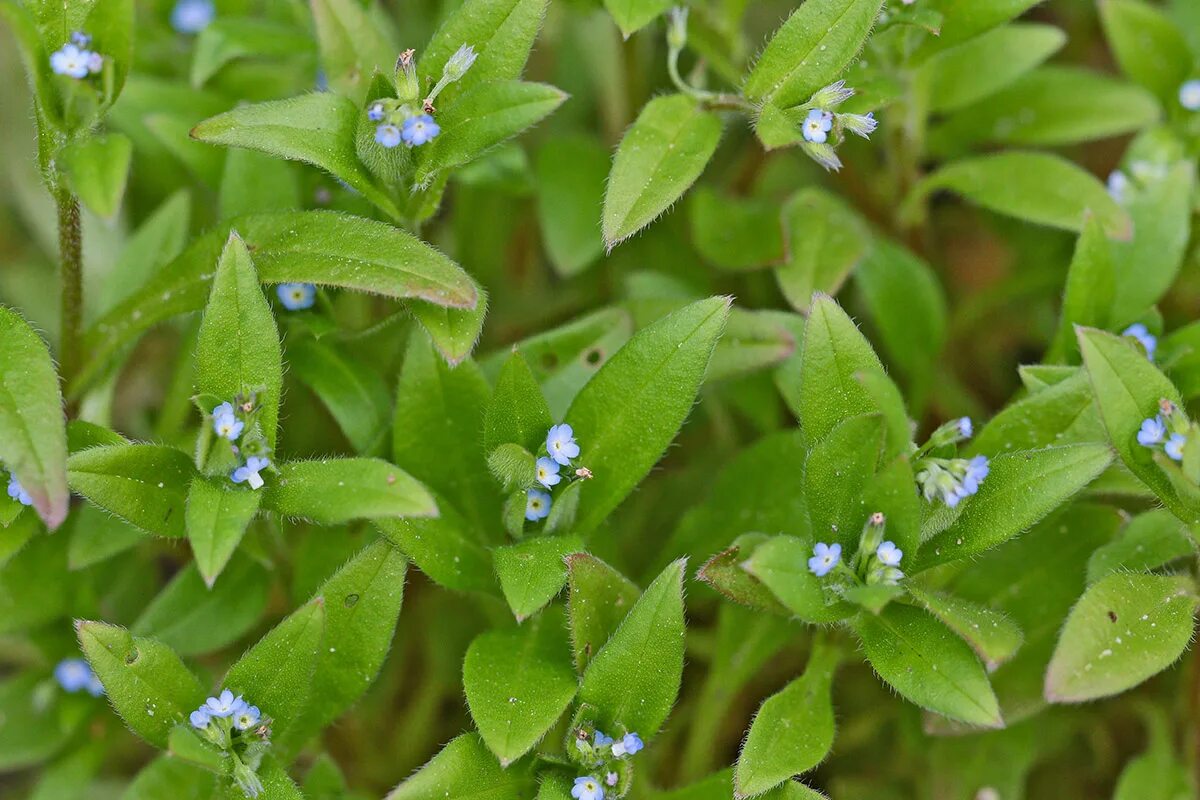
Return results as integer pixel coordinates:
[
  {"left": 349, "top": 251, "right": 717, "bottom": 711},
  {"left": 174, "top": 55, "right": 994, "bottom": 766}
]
[
  {"left": 571, "top": 728, "right": 645, "bottom": 799},
  {"left": 7, "top": 474, "right": 32, "bottom": 507},
  {"left": 50, "top": 32, "right": 103, "bottom": 80},
  {"left": 809, "top": 512, "right": 905, "bottom": 586},
  {"left": 211, "top": 400, "right": 271, "bottom": 489},
  {"left": 190, "top": 689, "right": 271, "bottom": 798},
  {"left": 54, "top": 658, "right": 103, "bottom": 696},
  {"left": 275, "top": 283, "right": 316, "bottom": 311},
  {"left": 527, "top": 423, "right": 590, "bottom": 522},
  {"left": 1122, "top": 323, "right": 1156, "bottom": 360},
  {"left": 367, "top": 44, "right": 477, "bottom": 150},
  {"left": 171, "top": 0, "right": 215, "bottom": 34},
  {"left": 913, "top": 416, "right": 990, "bottom": 508},
  {"left": 1138, "top": 398, "right": 1191, "bottom": 463},
  {"left": 795, "top": 81, "right": 878, "bottom": 172}
]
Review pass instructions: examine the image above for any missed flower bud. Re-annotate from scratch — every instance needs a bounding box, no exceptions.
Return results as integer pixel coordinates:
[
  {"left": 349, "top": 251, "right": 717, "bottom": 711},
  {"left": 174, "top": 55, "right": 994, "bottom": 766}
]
[
  {"left": 858, "top": 511, "right": 886, "bottom": 556},
  {"left": 667, "top": 7, "right": 688, "bottom": 51},
  {"left": 808, "top": 80, "right": 855, "bottom": 110},
  {"left": 395, "top": 49, "right": 419, "bottom": 102},
  {"left": 443, "top": 44, "right": 478, "bottom": 82},
  {"left": 838, "top": 111, "right": 878, "bottom": 139}
]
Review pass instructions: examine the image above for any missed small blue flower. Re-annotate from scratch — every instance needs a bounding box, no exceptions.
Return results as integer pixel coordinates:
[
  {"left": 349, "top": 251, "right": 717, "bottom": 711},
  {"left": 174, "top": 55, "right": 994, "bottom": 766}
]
[
  {"left": 605, "top": 773, "right": 618, "bottom": 787},
  {"left": 1107, "top": 170, "right": 1130, "bottom": 203},
  {"left": 50, "top": 43, "right": 92, "bottom": 79},
  {"left": 1165, "top": 433, "right": 1187, "bottom": 462},
  {"left": 808, "top": 542, "right": 841, "bottom": 577},
  {"left": 802, "top": 109, "right": 833, "bottom": 144},
  {"left": 376, "top": 123, "right": 402, "bottom": 148},
  {"left": 958, "top": 417, "right": 972, "bottom": 438},
  {"left": 1138, "top": 416, "right": 1167, "bottom": 447},
  {"left": 401, "top": 114, "right": 440, "bottom": 146},
  {"left": 572, "top": 777, "right": 604, "bottom": 800},
  {"left": 611, "top": 732, "right": 643, "bottom": 757},
  {"left": 212, "top": 402, "right": 244, "bottom": 440},
  {"left": 367, "top": 102, "right": 386, "bottom": 121},
  {"left": 276, "top": 283, "right": 316, "bottom": 310},
  {"left": 7, "top": 475, "right": 32, "bottom": 506},
  {"left": 171, "top": 0, "right": 214, "bottom": 34},
  {"left": 1180, "top": 79, "right": 1200, "bottom": 112},
  {"left": 232, "top": 457, "right": 269, "bottom": 490},
  {"left": 536, "top": 457, "right": 561, "bottom": 488},
  {"left": 234, "top": 704, "right": 262, "bottom": 730},
  {"left": 958, "top": 455, "right": 990, "bottom": 497},
  {"left": 70, "top": 32, "right": 91, "bottom": 47},
  {"left": 546, "top": 424, "right": 580, "bottom": 466},
  {"left": 525, "top": 488, "right": 552, "bottom": 521},
  {"left": 54, "top": 659, "right": 93, "bottom": 693},
  {"left": 190, "top": 708, "right": 212, "bottom": 729},
  {"left": 593, "top": 730, "right": 613, "bottom": 748},
  {"left": 1122, "top": 323, "right": 1156, "bottom": 360},
  {"left": 876, "top": 541, "right": 903, "bottom": 567},
  {"left": 85, "top": 672, "right": 103, "bottom": 697},
  {"left": 205, "top": 688, "right": 247, "bottom": 718}
]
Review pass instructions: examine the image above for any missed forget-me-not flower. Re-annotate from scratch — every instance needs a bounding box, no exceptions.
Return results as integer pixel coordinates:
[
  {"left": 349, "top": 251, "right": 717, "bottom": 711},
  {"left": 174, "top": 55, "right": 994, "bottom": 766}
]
[
  {"left": 1180, "top": 79, "right": 1200, "bottom": 111},
  {"left": 572, "top": 776, "right": 604, "bottom": 800},
  {"left": 611, "top": 732, "right": 643, "bottom": 757},
  {"left": 808, "top": 542, "right": 841, "bottom": 577},
  {"left": 956, "top": 455, "right": 990, "bottom": 501},
  {"left": 212, "top": 402, "right": 244, "bottom": 440},
  {"left": 401, "top": 114, "right": 440, "bottom": 146},
  {"left": 802, "top": 109, "right": 833, "bottom": 144},
  {"left": 1107, "top": 170, "right": 1130, "bottom": 203},
  {"left": 50, "top": 43, "right": 93, "bottom": 79},
  {"left": 536, "top": 457, "right": 561, "bottom": 488},
  {"left": 376, "top": 123, "right": 402, "bottom": 148},
  {"left": 1138, "top": 416, "right": 1167, "bottom": 447},
  {"left": 368, "top": 102, "right": 386, "bottom": 121},
  {"left": 546, "top": 424, "right": 580, "bottom": 466},
  {"left": 1122, "top": 323, "right": 1156, "bottom": 360},
  {"left": 171, "top": 0, "right": 215, "bottom": 34},
  {"left": 605, "top": 772, "right": 618, "bottom": 787},
  {"left": 234, "top": 704, "right": 262, "bottom": 731},
  {"left": 54, "top": 659, "right": 96, "bottom": 694},
  {"left": 205, "top": 688, "right": 247, "bottom": 718},
  {"left": 1165, "top": 433, "right": 1187, "bottom": 462},
  {"left": 190, "top": 708, "right": 212, "bottom": 729},
  {"left": 958, "top": 417, "right": 972, "bottom": 438},
  {"left": 594, "top": 730, "right": 613, "bottom": 748},
  {"left": 7, "top": 475, "right": 32, "bottom": 506},
  {"left": 525, "top": 488, "right": 552, "bottom": 521},
  {"left": 232, "top": 457, "right": 269, "bottom": 490},
  {"left": 276, "top": 282, "right": 316, "bottom": 310},
  {"left": 876, "top": 541, "right": 902, "bottom": 567}
]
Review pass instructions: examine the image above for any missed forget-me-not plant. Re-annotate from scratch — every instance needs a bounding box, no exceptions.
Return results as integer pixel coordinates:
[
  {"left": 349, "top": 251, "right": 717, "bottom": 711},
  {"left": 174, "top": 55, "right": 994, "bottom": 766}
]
[
  {"left": 1180, "top": 79, "right": 1200, "bottom": 111},
  {"left": 232, "top": 456, "right": 270, "bottom": 490},
  {"left": 546, "top": 423, "right": 580, "bottom": 466},
  {"left": 276, "top": 283, "right": 316, "bottom": 310},
  {"left": 50, "top": 34, "right": 103, "bottom": 80},
  {"left": 213, "top": 402, "right": 245, "bottom": 440},
  {"left": 54, "top": 658, "right": 103, "bottom": 696},
  {"left": 536, "top": 457, "right": 561, "bottom": 488},
  {"left": 1138, "top": 399, "right": 1193, "bottom": 466},
  {"left": 572, "top": 776, "right": 604, "bottom": 800},
  {"left": 525, "top": 488, "right": 552, "bottom": 521},
  {"left": 189, "top": 689, "right": 270, "bottom": 797},
  {"left": 7, "top": 475, "right": 32, "bottom": 506},
  {"left": 171, "top": 0, "right": 215, "bottom": 34},
  {"left": 808, "top": 542, "right": 841, "bottom": 577}
]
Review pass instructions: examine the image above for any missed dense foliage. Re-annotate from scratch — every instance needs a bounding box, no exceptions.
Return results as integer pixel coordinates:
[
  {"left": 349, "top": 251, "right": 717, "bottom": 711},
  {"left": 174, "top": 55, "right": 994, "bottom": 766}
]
[{"left": 1, "top": 0, "right": 1199, "bottom": 798}]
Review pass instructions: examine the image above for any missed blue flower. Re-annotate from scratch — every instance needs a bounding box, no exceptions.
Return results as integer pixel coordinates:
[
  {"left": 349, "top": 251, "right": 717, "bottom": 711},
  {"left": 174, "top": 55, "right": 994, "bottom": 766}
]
[
  {"left": 204, "top": 688, "right": 247, "bottom": 718},
  {"left": 212, "top": 402, "right": 244, "bottom": 440},
  {"left": 171, "top": 0, "right": 214, "bottom": 34},
  {"left": 1122, "top": 323, "right": 1156, "bottom": 360},
  {"left": 190, "top": 708, "right": 212, "bottom": 728},
  {"left": 536, "top": 457, "right": 561, "bottom": 488},
  {"left": 70, "top": 32, "right": 91, "bottom": 47},
  {"left": 958, "top": 417, "right": 972, "bottom": 438},
  {"left": 1107, "top": 170, "right": 1130, "bottom": 203},
  {"left": 807, "top": 542, "right": 841, "bottom": 577},
  {"left": 611, "top": 732, "right": 643, "bottom": 757},
  {"left": 50, "top": 43, "right": 92, "bottom": 79},
  {"left": 876, "top": 541, "right": 903, "bottom": 567},
  {"left": 546, "top": 424, "right": 580, "bottom": 466},
  {"left": 802, "top": 109, "right": 833, "bottom": 144},
  {"left": 401, "top": 114, "right": 440, "bottom": 146},
  {"left": 7, "top": 475, "right": 32, "bottom": 506},
  {"left": 572, "top": 777, "right": 604, "bottom": 800},
  {"left": 234, "top": 704, "right": 262, "bottom": 730},
  {"left": 958, "top": 455, "right": 990, "bottom": 497},
  {"left": 525, "top": 489, "right": 552, "bottom": 521},
  {"left": 1138, "top": 416, "right": 1167, "bottom": 447},
  {"left": 593, "top": 730, "right": 613, "bottom": 748},
  {"left": 605, "top": 772, "right": 618, "bottom": 787},
  {"left": 376, "top": 123, "right": 402, "bottom": 148},
  {"left": 232, "top": 457, "right": 269, "bottom": 490},
  {"left": 1165, "top": 433, "right": 1187, "bottom": 462},
  {"left": 1180, "top": 79, "right": 1200, "bottom": 112},
  {"left": 276, "top": 282, "right": 316, "bottom": 310},
  {"left": 54, "top": 659, "right": 94, "bottom": 693},
  {"left": 368, "top": 102, "right": 386, "bottom": 121}
]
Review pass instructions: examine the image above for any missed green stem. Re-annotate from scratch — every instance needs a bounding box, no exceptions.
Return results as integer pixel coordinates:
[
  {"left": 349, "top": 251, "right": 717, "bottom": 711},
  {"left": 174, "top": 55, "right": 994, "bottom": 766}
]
[{"left": 55, "top": 186, "right": 83, "bottom": 400}]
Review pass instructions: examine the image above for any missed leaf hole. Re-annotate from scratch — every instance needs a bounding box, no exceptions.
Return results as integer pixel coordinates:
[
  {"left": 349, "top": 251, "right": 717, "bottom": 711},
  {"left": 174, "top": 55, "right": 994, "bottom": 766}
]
[
  {"left": 344, "top": 593, "right": 360, "bottom": 608},
  {"left": 584, "top": 348, "right": 604, "bottom": 367},
  {"left": 125, "top": 646, "right": 140, "bottom": 665}
]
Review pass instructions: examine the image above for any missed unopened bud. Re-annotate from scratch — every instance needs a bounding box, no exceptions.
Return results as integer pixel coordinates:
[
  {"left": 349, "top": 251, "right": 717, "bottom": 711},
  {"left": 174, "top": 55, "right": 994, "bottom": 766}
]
[
  {"left": 395, "top": 48, "right": 419, "bottom": 102},
  {"left": 575, "top": 467, "right": 593, "bottom": 480},
  {"left": 858, "top": 511, "right": 886, "bottom": 556},
  {"left": 838, "top": 111, "right": 878, "bottom": 140},
  {"left": 443, "top": 44, "right": 478, "bottom": 82},
  {"left": 667, "top": 7, "right": 688, "bottom": 51},
  {"left": 809, "top": 80, "right": 855, "bottom": 110}
]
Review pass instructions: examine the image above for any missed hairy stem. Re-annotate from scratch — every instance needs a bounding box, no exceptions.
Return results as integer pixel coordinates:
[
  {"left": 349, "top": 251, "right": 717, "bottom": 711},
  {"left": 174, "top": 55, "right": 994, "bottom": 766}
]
[{"left": 56, "top": 186, "right": 83, "bottom": 398}]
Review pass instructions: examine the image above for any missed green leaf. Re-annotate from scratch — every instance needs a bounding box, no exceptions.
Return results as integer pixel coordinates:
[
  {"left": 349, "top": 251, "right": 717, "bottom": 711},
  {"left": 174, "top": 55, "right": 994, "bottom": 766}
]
[
  {"left": 735, "top": 642, "right": 839, "bottom": 798},
  {"left": 122, "top": 756, "right": 216, "bottom": 800},
  {"left": 603, "top": 0, "right": 671, "bottom": 37},
  {"left": 263, "top": 458, "right": 437, "bottom": 524},
  {"left": 0, "top": 672, "right": 89, "bottom": 771},
  {"left": 696, "top": 534, "right": 790, "bottom": 616},
  {"left": 0, "top": 536, "right": 68, "bottom": 634},
  {"left": 970, "top": 368, "right": 1104, "bottom": 453},
  {"left": 287, "top": 337, "right": 391, "bottom": 454},
  {"left": 196, "top": 232, "right": 283, "bottom": 448},
  {"left": 191, "top": 94, "right": 401, "bottom": 219},
  {"left": 386, "top": 733, "right": 535, "bottom": 800},
  {"left": 78, "top": 621, "right": 204, "bottom": 747},
  {"left": 96, "top": 190, "right": 191, "bottom": 317},
  {"left": 132, "top": 556, "right": 270, "bottom": 656},
  {"left": 420, "top": 0, "right": 549, "bottom": 107},
  {"left": 566, "top": 297, "right": 730, "bottom": 535},
  {"left": 804, "top": 414, "right": 883, "bottom": 551},
  {"left": 917, "top": 444, "right": 1113, "bottom": 570},
  {"left": 535, "top": 135, "right": 608, "bottom": 277},
  {"left": 1078, "top": 327, "right": 1196, "bottom": 521},
  {"left": 689, "top": 188, "right": 785, "bottom": 272},
  {"left": 1045, "top": 573, "right": 1198, "bottom": 703},
  {"left": 191, "top": 18, "right": 313, "bottom": 88},
  {"left": 744, "top": 535, "right": 853, "bottom": 624},
  {"left": 743, "top": 0, "right": 884, "bottom": 108},
  {"left": 464, "top": 613, "right": 578, "bottom": 764},
  {"left": 485, "top": 351, "right": 554, "bottom": 454},
  {"left": 0, "top": 0, "right": 64, "bottom": 131},
  {"left": 909, "top": 152, "right": 1131, "bottom": 238},
  {"left": 922, "top": 23, "right": 1065, "bottom": 113},
  {"left": 852, "top": 604, "right": 1002, "bottom": 728},
  {"left": 218, "top": 144, "right": 301, "bottom": 220},
  {"left": 85, "top": 0, "right": 134, "bottom": 107},
  {"left": 602, "top": 95, "right": 722, "bottom": 248},
  {"left": 1049, "top": 216, "right": 1116, "bottom": 362},
  {"left": 416, "top": 81, "right": 566, "bottom": 186},
  {"left": 1100, "top": 0, "right": 1192, "bottom": 101},
  {"left": 406, "top": 279, "right": 490, "bottom": 364},
  {"left": 223, "top": 597, "right": 325, "bottom": 739},
  {"left": 914, "top": 0, "right": 1043, "bottom": 56},
  {"left": 774, "top": 188, "right": 868, "bottom": 313},
  {"left": 377, "top": 497, "right": 495, "bottom": 593},
  {"left": 566, "top": 553, "right": 641, "bottom": 672},
  {"left": 310, "top": 0, "right": 395, "bottom": 100},
  {"left": 707, "top": 309, "right": 800, "bottom": 382},
  {"left": 1087, "top": 509, "right": 1196, "bottom": 584},
  {"left": 494, "top": 535, "right": 582, "bottom": 621},
  {"left": 184, "top": 477, "right": 262, "bottom": 587},
  {"left": 67, "top": 444, "right": 197, "bottom": 537},
  {"left": 0, "top": 306, "right": 69, "bottom": 528},
  {"left": 908, "top": 586, "right": 1024, "bottom": 670},
  {"left": 60, "top": 133, "right": 133, "bottom": 219},
  {"left": 579, "top": 558, "right": 686, "bottom": 736}
]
